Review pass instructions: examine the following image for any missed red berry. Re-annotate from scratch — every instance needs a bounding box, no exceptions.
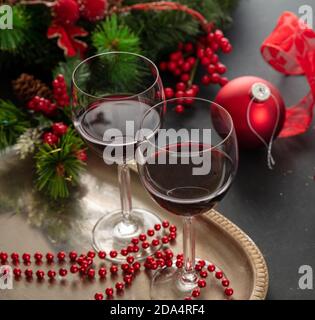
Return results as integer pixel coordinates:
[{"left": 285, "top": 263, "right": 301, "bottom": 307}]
[
  {"left": 211, "top": 42, "right": 219, "bottom": 51},
  {"left": 220, "top": 37, "right": 229, "bottom": 47},
  {"left": 201, "top": 75, "right": 211, "bottom": 85},
  {"left": 109, "top": 250, "right": 117, "bottom": 258},
  {"left": 59, "top": 268, "right": 67, "bottom": 277},
  {"left": 70, "top": 265, "right": 79, "bottom": 273},
  {"left": 52, "top": 122, "right": 68, "bottom": 136},
  {"left": 211, "top": 54, "right": 219, "bottom": 64},
  {"left": 214, "top": 29, "right": 224, "bottom": 41},
  {"left": 191, "top": 84, "right": 199, "bottom": 95},
  {"left": 210, "top": 73, "right": 220, "bottom": 84},
  {"left": 207, "top": 264, "right": 215, "bottom": 272},
  {"left": 192, "top": 288, "right": 201, "bottom": 298},
  {"left": 207, "top": 64, "right": 216, "bottom": 74},
  {"left": 76, "top": 149, "right": 87, "bottom": 162},
  {"left": 215, "top": 271, "right": 223, "bottom": 279},
  {"left": 88, "top": 268, "right": 95, "bottom": 279},
  {"left": 157, "top": 259, "right": 165, "bottom": 267},
  {"left": 176, "top": 82, "right": 186, "bottom": 91},
  {"left": 174, "top": 68, "right": 182, "bottom": 76},
  {"left": 47, "top": 270, "right": 56, "bottom": 279},
  {"left": 56, "top": 74, "right": 65, "bottom": 83},
  {"left": 175, "top": 104, "right": 184, "bottom": 114},
  {"left": 98, "top": 267, "right": 107, "bottom": 278},
  {"left": 168, "top": 61, "right": 177, "bottom": 72},
  {"left": 57, "top": 251, "right": 66, "bottom": 262},
  {"left": 225, "top": 288, "right": 234, "bottom": 296},
  {"left": 105, "top": 288, "right": 114, "bottom": 297},
  {"left": 206, "top": 32, "right": 215, "bottom": 43},
  {"left": 219, "top": 77, "right": 229, "bottom": 87},
  {"left": 25, "top": 269, "right": 33, "bottom": 278},
  {"left": 201, "top": 56, "right": 211, "bottom": 66},
  {"left": 187, "top": 56, "right": 196, "bottom": 66},
  {"left": 164, "top": 87, "right": 174, "bottom": 99},
  {"left": 184, "top": 42, "right": 194, "bottom": 52},
  {"left": 42, "top": 132, "right": 59, "bottom": 146},
  {"left": 181, "top": 62, "right": 192, "bottom": 72},
  {"left": 159, "top": 62, "right": 167, "bottom": 71},
  {"left": 36, "top": 270, "right": 45, "bottom": 280},
  {"left": 115, "top": 282, "right": 124, "bottom": 291},
  {"left": 222, "top": 44, "right": 233, "bottom": 53},
  {"left": 222, "top": 279, "right": 230, "bottom": 287},
  {"left": 216, "top": 63, "right": 227, "bottom": 74},
  {"left": 197, "top": 48, "right": 205, "bottom": 58},
  {"left": 69, "top": 251, "right": 78, "bottom": 261},
  {"left": 110, "top": 265, "right": 118, "bottom": 274},
  {"left": 94, "top": 293, "right": 103, "bottom": 300},
  {"left": 180, "top": 73, "right": 190, "bottom": 82},
  {"left": 13, "top": 268, "right": 22, "bottom": 277},
  {"left": 198, "top": 279, "right": 207, "bottom": 288},
  {"left": 205, "top": 47, "right": 213, "bottom": 58}
]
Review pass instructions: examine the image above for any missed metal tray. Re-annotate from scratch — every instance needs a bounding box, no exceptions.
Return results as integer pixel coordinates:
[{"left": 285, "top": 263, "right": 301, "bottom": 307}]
[{"left": 0, "top": 150, "right": 268, "bottom": 300}]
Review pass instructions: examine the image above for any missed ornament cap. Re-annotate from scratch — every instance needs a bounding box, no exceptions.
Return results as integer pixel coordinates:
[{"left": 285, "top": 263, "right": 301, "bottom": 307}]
[{"left": 251, "top": 82, "right": 271, "bottom": 102}]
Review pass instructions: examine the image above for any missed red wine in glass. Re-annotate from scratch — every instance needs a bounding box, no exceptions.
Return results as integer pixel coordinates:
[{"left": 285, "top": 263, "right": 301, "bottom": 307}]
[{"left": 142, "top": 143, "right": 234, "bottom": 216}]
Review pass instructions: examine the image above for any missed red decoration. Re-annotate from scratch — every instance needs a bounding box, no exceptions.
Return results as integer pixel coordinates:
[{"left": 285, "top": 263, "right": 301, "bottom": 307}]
[
  {"left": 79, "top": 0, "right": 107, "bottom": 22},
  {"left": 53, "top": 0, "right": 80, "bottom": 26},
  {"left": 42, "top": 132, "right": 59, "bottom": 146},
  {"left": 215, "top": 76, "right": 286, "bottom": 151},
  {"left": 52, "top": 122, "right": 68, "bottom": 136},
  {"left": 261, "top": 11, "right": 315, "bottom": 137}
]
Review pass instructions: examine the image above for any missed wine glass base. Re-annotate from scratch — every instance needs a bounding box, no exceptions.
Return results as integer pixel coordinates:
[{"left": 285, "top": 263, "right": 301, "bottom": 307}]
[
  {"left": 150, "top": 259, "right": 225, "bottom": 300},
  {"left": 92, "top": 208, "right": 162, "bottom": 263}
]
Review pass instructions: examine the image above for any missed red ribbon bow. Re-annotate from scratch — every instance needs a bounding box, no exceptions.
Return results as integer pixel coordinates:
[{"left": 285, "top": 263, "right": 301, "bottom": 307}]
[{"left": 261, "top": 11, "right": 315, "bottom": 137}]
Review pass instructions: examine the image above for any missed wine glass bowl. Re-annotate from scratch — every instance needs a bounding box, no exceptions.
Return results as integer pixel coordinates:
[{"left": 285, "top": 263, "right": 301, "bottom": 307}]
[
  {"left": 71, "top": 52, "right": 164, "bottom": 262},
  {"left": 136, "top": 97, "right": 238, "bottom": 299}
]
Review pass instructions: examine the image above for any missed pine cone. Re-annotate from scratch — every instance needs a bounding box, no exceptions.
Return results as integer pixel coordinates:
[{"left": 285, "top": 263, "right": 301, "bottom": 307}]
[{"left": 12, "top": 73, "right": 53, "bottom": 103}]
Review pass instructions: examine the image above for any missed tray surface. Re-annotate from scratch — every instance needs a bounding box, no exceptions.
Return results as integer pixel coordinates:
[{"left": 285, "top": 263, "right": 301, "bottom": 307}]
[{"left": 0, "top": 150, "right": 268, "bottom": 299}]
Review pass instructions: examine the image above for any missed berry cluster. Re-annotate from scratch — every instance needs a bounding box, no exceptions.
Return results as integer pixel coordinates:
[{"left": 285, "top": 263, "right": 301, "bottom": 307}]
[
  {"left": 52, "top": 74, "right": 70, "bottom": 107},
  {"left": 159, "top": 28, "right": 232, "bottom": 113},
  {"left": 0, "top": 221, "right": 234, "bottom": 301},
  {"left": 27, "top": 96, "right": 57, "bottom": 116},
  {"left": 42, "top": 122, "right": 68, "bottom": 146}
]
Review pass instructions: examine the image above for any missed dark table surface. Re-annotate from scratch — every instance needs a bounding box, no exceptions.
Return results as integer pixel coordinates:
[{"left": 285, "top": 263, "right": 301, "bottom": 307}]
[{"left": 209, "top": 0, "right": 315, "bottom": 300}]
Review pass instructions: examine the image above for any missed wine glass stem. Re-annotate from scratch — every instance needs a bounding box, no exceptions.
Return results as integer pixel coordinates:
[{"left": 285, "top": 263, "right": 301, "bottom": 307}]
[
  {"left": 118, "top": 164, "right": 132, "bottom": 222},
  {"left": 181, "top": 216, "right": 197, "bottom": 285}
]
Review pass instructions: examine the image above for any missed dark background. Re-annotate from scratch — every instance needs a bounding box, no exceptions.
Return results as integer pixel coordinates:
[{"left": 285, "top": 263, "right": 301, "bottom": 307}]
[{"left": 209, "top": 0, "right": 315, "bottom": 300}]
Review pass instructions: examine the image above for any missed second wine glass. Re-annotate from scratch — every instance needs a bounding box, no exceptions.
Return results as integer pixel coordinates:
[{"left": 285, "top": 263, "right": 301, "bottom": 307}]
[{"left": 71, "top": 52, "right": 164, "bottom": 262}]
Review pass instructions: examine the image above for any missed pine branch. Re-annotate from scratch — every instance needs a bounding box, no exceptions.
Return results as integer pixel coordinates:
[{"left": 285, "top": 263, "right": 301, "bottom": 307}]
[
  {"left": 35, "top": 128, "right": 86, "bottom": 199},
  {"left": 0, "top": 99, "right": 30, "bottom": 150}
]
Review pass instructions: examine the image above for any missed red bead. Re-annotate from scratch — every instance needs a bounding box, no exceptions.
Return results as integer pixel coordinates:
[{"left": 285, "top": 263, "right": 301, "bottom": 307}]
[
  {"left": 169, "top": 231, "right": 177, "bottom": 240},
  {"left": 154, "top": 224, "right": 161, "bottom": 231},
  {"left": 162, "top": 236, "right": 169, "bottom": 244},
  {"left": 109, "top": 250, "right": 118, "bottom": 258},
  {"left": 25, "top": 269, "right": 33, "bottom": 278},
  {"left": 207, "top": 64, "right": 216, "bottom": 74},
  {"left": 87, "top": 250, "right": 96, "bottom": 259},
  {"left": 33, "top": 252, "right": 42, "bottom": 262},
  {"left": 151, "top": 239, "right": 160, "bottom": 247},
  {"left": 176, "top": 260, "right": 183, "bottom": 268},
  {"left": 142, "top": 241, "right": 150, "bottom": 249},
  {"left": 192, "top": 288, "right": 201, "bottom": 298},
  {"left": 120, "top": 248, "right": 128, "bottom": 256},
  {"left": 157, "top": 259, "right": 165, "bottom": 267},
  {"left": 127, "top": 245, "right": 134, "bottom": 253},
  {"left": 36, "top": 270, "right": 45, "bottom": 280},
  {"left": 175, "top": 104, "right": 184, "bottom": 114},
  {"left": 123, "top": 275, "right": 132, "bottom": 285},
  {"left": 127, "top": 267, "right": 135, "bottom": 275},
  {"left": 131, "top": 238, "right": 139, "bottom": 245},
  {"left": 155, "top": 251, "right": 163, "bottom": 259},
  {"left": 70, "top": 265, "right": 79, "bottom": 273},
  {"left": 133, "top": 262, "right": 141, "bottom": 271},
  {"left": 97, "top": 251, "right": 106, "bottom": 259},
  {"left": 215, "top": 271, "right": 223, "bottom": 279},
  {"left": 150, "top": 261, "right": 158, "bottom": 270},
  {"left": 185, "top": 296, "right": 192, "bottom": 300},
  {"left": 165, "top": 250, "right": 174, "bottom": 260},
  {"left": 105, "top": 288, "right": 114, "bottom": 297},
  {"left": 177, "top": 254, "right": 184, "bottom": 260},
  {"left": 169, "top": 225, "right": 177, "bottom": 232},
  {"left": 200, "top": 270, "right": 208, "bottom": 278},
  {"left": 59, "top": 268, "right": 67, "bottom": 277},
  {"left": 139, "top": 233, "right": 146, "bottom": 241},
  {"left": 166, "top": 260, "right": 173, "bottom": 267},
  {"left": 121, "top": 263, "right": 129, "bottom": 271},
  {"left": 22, "top": 253, "right": 31, "bottom": 262},
  {"left": 98, "top": 267, "right": 107, "bottom": 278},
  {"left": 180, "top": 73, "right": 190, "bottom": 82},
  {"left": 57, "top": 251, "right": 66, "bottom": 262},
  {"left": 198, "top": 279, "right": 207, "bottom": 288},
  {"left": 110, "top": 265, "right": 118, "bottom": 274},
  {"left": 184, "top": 42, "right": 194, "bottom": 52},
  {"left": 222, "top": 279, "right": 230, "bottom": 287},
  {"left": 201, "top": 75, "right": 211, "bottom": 85},
  {"left": 164, "top": 87, "right": 174, "bottom": 99},
  {"left": 225, "top": 288, "right": 234, "bottom": 296},
  {"left": 176, "top": 82, "right": 186, "bottom": 92},
  {"left": 147, "top": 229, "right": 155, "bottom": 237},
  {"left": 47, "top": 270, "right": 56, "bottom": 279},
  {"left": 88, "top": 268, "right": 95, "bottom": 279},
  {"left": 162, "top": 220, "right": 170, "bottom": 228},
  {"left": 69, "top": 251, "right": 78, "bottom": 261},
  {"left": 94, "top": 293, "right": 103, "bottom": 300},
  {"left": 198, "top": 260, "right": 206, "bottom": 267},
  {"left": 115, "top": 282, "right": 125, "bottom": 291},
  {"left": 132, "top": 245, "right": 139, "bottom": 253},
  {"left": 126, "top": 256, "right": 134, "bottom": 264},
  {"left": 13, "top": 268, "right": 22, "bottom": 277},
  {"left": 79, "top": 266, "right": 87, "bottom": 275},
  {"left": 11, "top": 253, "right": 19, "bottom": 262},
  {"left": 46, "top": 252, "right": 54, "bottom": 263},
  {"left": 207, "top": 264, "right": 215, "bottom": 272}
]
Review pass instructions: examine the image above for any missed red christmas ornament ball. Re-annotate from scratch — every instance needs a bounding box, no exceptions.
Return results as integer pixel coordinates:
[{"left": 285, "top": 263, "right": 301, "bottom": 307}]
[
  {"left": 53, "top": 0, "right": 80, "bottom": 26},
  {"left": 79, "top": 0, "right": 107, "bottom": 22},
  {"left": 214, "top": 76, "right": 286, "bottom": 149}
]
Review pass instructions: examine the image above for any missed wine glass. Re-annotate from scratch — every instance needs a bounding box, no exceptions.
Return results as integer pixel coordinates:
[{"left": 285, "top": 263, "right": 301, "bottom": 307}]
[
  {"left": 71, "top": 52, "right": 164, "bottom": 262},
  {"left": 136, "top": 97, "right": 238, "bottom": 299}
]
